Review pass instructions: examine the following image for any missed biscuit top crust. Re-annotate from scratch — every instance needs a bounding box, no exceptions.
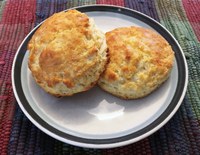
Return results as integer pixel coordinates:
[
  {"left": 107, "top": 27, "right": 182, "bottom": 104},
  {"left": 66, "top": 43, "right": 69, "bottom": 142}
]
[
  {"left": 28, "top": 10, "right": 104, "bottom": 88},
  {"left": 100, "top": 26, "right": 174, "bottom": 97}
]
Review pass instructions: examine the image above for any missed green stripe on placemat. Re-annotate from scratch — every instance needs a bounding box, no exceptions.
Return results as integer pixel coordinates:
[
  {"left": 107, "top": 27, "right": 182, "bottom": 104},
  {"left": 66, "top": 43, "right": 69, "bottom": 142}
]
[
  {"left": 155, "top": 0, "right": 200, "bottom": 118},
  {"left": 66, "top": 0, "right": 96, "bottom": 8},
  {"left": 0, "top": 0, "right": 6, "bottom": 21},
  {"left": 155, "top": 0, "right": 198, "bottom": 43}
]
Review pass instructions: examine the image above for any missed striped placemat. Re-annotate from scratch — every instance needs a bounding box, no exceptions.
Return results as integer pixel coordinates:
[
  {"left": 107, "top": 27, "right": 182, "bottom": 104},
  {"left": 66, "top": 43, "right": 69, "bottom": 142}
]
[{"left": 0, "top": 0, "right": 200, "bottom": 154}]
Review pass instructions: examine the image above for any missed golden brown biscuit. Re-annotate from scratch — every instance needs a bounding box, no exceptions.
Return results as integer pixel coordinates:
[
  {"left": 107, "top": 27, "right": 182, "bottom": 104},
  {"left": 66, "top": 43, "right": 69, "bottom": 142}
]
[
  {"left": 28, "top": 10, "right": 107, "bottom": 96},
  {"left": 98, "top": 26, "right": 174, "bottom": 99}
]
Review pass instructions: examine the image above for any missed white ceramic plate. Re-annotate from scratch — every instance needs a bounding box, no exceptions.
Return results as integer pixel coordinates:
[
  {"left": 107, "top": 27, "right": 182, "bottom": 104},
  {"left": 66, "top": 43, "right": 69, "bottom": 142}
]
[{"left": 12, "top": 5, "right": 188, "bottom": 148}]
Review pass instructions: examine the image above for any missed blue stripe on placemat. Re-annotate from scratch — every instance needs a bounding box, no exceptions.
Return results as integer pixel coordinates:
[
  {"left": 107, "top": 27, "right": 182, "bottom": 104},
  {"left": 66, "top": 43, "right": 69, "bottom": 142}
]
[
  {"left": 35, "top": 0, "right": 68, "bottom": 26},
  {"left": 124, "top": 0, "right": 159, "bottom": 21}
]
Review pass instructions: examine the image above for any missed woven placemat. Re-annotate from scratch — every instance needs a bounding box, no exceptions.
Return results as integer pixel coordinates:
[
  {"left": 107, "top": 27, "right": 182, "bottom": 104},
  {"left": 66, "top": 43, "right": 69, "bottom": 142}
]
[{"left": 0, "top": 0, "right": 199, "bottom": 154}]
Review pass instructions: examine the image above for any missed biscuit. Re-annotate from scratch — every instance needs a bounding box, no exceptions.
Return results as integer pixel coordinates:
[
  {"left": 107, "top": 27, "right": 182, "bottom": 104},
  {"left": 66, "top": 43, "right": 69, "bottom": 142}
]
[
  {"left": 98, "top": 27, "right": 174, "bottom": 99},
  {"left": 28, "top": 10, "right": 107, "bottom": 96}
]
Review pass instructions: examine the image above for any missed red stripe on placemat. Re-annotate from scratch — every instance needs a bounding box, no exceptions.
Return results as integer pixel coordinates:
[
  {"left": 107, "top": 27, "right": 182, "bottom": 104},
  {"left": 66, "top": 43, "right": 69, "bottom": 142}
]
[
  {"left": 182, "top": 0, "right": 200, "bottom": 41},
  {"left": 0, "top": 0, "right": 36, "bottom": 154},
  {"left": 97, "top": 0, "right": 124, "bottom": 6}
]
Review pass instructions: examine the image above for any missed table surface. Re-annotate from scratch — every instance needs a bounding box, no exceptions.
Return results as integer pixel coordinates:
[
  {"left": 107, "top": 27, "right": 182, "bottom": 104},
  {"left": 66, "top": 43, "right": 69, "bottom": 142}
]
[{"left": 0, "top": 0, "right": 200, "bottom": 154}]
